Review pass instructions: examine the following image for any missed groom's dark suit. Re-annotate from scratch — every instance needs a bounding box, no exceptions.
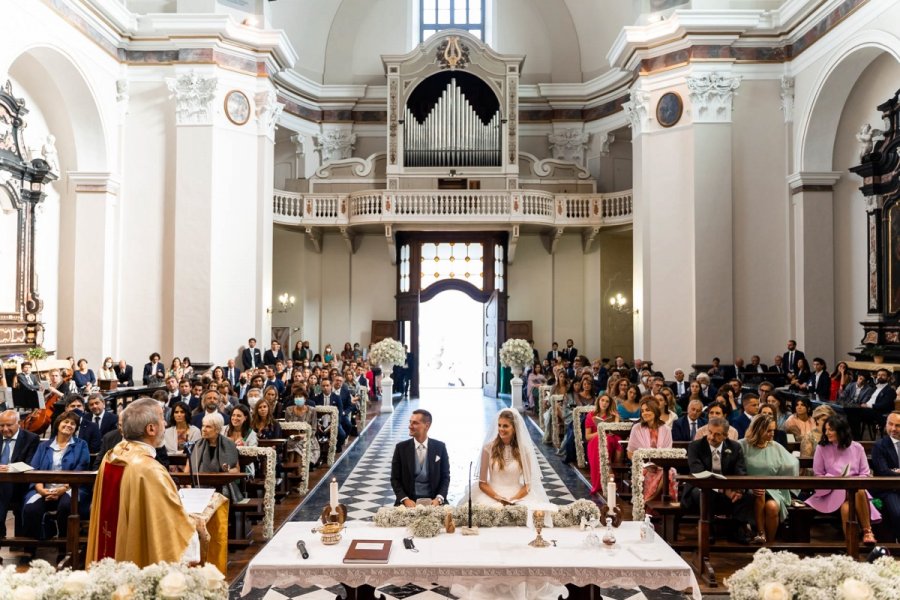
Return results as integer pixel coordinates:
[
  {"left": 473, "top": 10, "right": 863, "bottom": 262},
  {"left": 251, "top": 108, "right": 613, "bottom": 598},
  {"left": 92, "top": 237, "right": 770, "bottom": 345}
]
[{"left": 390, "top": 437, "right": 450, "bottom": 505}]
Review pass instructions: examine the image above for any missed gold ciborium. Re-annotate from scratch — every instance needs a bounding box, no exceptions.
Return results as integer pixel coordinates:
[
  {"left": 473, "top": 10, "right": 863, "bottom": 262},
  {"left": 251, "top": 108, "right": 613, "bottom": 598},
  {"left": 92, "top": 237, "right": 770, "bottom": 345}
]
[
  {"left": 311, "top": 521, "right": 343, "bottom": 545},
  {"left": 528, "top": 509, "right": 552, "bottom": 548}
]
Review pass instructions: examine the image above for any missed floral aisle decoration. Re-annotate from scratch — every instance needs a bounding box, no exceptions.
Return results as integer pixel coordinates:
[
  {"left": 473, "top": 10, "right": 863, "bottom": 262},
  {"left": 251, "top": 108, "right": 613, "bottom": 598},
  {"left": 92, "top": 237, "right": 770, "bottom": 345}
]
[
  {"left": 368, "top": 338, "right": 406, "bottom": 368},
  {"left": 550, "top": 499, "right": 600, "bottom": 528},
  {"left": 314, "top": 405, "right": 339, "bottom": 466},
  {"left": 727, "top": 548, "right": 900, "bottom": 599},
  {"left": 499, "top": 338, "right": 533, "bottom": 370},
  {"left": 236, "top": 446, "right": 277, "bottom": 539},
  {"left": 572, "top": 406, "right": 595, "bottom": 468},
  {"left": 596, "top": 421, "right": 635, "bottom": 489},
  {"left": 278, "top": 421, "right": 312, "bottom": 495},
  {"left": 630, "top": 447, "right": 686, "bottom": 521},
  {"left": 0, "top": 558, "right": 227, "bottom": 599}
]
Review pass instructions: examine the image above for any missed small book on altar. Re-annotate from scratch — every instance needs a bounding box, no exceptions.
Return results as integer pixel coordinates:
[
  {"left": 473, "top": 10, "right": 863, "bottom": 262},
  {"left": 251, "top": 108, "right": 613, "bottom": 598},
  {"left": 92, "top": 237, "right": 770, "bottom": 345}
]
[
  {"left": 343, "top": 539, "right": 393, "bottom": 564},
  {"left": 692, "top": 470, "right": 726, "bottom": 480}
]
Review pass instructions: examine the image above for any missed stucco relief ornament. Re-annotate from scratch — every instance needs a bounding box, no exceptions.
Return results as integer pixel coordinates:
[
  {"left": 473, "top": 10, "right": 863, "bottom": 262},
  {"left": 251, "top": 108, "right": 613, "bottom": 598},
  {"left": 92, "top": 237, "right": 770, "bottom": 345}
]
[
  {"left": 623, "top": 90, "right": 650, "bottom": 134},
  {"left": 255, "top": 90, "right": 284, "bottom": 136},
  {"left": 436, "top": 36, "right": 470, "bottom": 70},
  {"left": 856, "top": 123, "right": 885, "bottom": 161},
  {"left": 548, "top": 129, "right": 591, "bottom": 166},
  {"left": 779, "top": 76, "right": 794, "bottom": 123},
  {"left": 686, "top": 72, "right": 741, "bottom": 122},
  {"left": 315, "top": 130, "right": 356, "bottom": 163},
  {"left": 165, "top": 71, "right": 218, "bottom": 125}
]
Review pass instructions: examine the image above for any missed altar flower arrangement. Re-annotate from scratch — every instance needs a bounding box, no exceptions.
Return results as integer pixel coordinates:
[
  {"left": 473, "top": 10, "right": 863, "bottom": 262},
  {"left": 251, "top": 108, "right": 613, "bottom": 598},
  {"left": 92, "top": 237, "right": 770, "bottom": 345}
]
[
  {"left": 499, "top": 338, "right": 532, "bottom": 369},
  {"left": 550, "top": 499, "right": 599, "bottom": 528},
  {"left": 726, "top": 549, "right": 900, "bottom": 600},
  {"left": 0, "top": 558, "right": 228, "bottom": 599},
  {"left": 374, "top": 504, "right": 530, "bottom": 529},
  {"left": 368, "top": 338, "right": 406, "bottom": 367}
]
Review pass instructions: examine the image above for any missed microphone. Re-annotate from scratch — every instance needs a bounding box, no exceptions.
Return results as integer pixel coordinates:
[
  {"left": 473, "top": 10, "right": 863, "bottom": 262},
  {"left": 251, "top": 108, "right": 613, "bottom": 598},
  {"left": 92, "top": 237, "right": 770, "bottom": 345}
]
[
  {"left": 296, "top": 539, "right": 309, "bottom": 559},
  {"left": 182, "top": 441, "right": 196, "bottom": 455}
]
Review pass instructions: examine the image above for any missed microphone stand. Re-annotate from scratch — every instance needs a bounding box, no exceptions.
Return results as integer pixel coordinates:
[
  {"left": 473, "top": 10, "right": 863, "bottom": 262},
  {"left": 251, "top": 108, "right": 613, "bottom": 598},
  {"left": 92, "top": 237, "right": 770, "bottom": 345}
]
[{"left": 183, "top": 442, "right": 199, "bottom": 488}]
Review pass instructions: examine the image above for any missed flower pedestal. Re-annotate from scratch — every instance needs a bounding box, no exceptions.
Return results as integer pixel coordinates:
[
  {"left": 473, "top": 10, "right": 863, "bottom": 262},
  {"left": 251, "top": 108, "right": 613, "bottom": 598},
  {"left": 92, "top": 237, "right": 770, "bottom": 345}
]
[
  {"left": 510, "top": 365, "right": 524, "bottom": 412},
  {"left": 380, "top": 363, "right": 394, "bottom": 413}
]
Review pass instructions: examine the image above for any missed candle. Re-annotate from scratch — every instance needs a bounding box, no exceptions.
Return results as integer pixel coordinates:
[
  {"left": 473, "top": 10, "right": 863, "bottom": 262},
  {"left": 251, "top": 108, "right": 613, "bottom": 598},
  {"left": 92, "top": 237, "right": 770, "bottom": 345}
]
[
  {"left": 607, "top": 476, "right": 616, "bottom": 509},
  {"left": 330, "top": 477, "right": 339, "bottom": 509},
  {"left": 468, "top": 462, "right": 473, "bottom": 528}
]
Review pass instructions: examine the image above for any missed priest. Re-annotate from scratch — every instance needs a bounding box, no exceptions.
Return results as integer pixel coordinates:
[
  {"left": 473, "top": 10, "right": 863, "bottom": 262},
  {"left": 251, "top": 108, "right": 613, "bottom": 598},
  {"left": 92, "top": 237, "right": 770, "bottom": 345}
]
[{"left": 86, "top": 397, "right": 214, "bottom": 569}]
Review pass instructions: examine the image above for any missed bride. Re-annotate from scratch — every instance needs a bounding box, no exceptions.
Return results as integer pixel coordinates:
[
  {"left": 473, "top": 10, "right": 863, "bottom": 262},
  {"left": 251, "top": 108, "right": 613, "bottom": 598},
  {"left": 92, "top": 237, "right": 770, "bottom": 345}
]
[{"left": 468, "top": 407, "right": 550, "bottom": 507}]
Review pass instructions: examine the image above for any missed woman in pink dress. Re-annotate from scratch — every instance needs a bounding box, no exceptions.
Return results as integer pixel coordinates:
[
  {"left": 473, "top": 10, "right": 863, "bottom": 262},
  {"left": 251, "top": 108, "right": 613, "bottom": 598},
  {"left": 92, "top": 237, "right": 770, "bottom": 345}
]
[
  {"left": 585, "top": 393, "right": 626, "bottom": 494},
  {"left": 805, "top": 415, "right": 880, "bottom": 544},
  {"left": 627, "top": 397, "right": 674, "bottom": 503}
]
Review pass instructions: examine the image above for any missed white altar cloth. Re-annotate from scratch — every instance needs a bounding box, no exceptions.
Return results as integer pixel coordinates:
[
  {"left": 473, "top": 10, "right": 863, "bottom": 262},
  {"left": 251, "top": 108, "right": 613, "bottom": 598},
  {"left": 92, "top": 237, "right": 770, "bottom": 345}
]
[{"left": 242, "top": 521, "right": 700, "bottom": 599}]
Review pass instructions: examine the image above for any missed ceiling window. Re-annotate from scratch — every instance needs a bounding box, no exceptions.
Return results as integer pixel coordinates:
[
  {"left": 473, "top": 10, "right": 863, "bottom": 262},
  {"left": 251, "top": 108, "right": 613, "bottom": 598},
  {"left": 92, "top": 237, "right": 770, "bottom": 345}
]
[{"left": 421, "top": 0, "right": 484, "bottom": 42}]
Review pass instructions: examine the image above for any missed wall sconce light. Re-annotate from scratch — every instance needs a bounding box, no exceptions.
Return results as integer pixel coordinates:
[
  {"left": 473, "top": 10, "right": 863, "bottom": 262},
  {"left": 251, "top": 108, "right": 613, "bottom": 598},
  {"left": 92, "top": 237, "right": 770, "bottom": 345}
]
[
  {"left": 609, "top": 293, "right": 637, "bottom": 314},
  {"left": 277, "top": 292, "right": 296, "bottom": 312}
]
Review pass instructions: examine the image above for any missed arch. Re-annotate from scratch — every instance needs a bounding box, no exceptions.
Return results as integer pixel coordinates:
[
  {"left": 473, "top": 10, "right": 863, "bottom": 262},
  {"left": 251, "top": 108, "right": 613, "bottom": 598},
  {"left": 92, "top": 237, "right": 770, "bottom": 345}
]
[
  {"left": 419, "top": 278, "right": 491, "bottom": 303},
  {"left": 798, "top": 30, "right": 900, "bottom": 172},
  {"left": 6, "top": 44, "right": 110, "bottom": 173}
]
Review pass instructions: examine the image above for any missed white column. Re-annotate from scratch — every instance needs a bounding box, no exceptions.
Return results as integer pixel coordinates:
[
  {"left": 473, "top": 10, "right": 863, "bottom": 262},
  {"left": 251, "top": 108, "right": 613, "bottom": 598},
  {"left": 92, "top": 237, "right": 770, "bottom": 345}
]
[
  {"left": 66, "top": 172, "right": 120, "bottom": 361},
  {"left": 787, "top": 171, "right": 841, "bottom": 364},
  {"left": 255, "top": 90, "right": 283, "bottom": 347}
]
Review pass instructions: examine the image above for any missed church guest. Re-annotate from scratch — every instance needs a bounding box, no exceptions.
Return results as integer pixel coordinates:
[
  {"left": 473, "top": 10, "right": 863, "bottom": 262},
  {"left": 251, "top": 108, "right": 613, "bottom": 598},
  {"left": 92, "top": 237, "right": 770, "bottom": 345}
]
[
  {"left": 114, "top": 360, "right": 134, "bottom": 387},
  {"left": 72, "top": 359, "right": 97, "bottom": 393},
  {"left": 730, "top": 393, "right": 760, "bottom": 439},
  {"left": 224, "top": 404, "right": 257, "bottom": 447},
  {"left": 62, "top": 395, "right": 102, "bottom": 454},
  {"left": 783, "top": 397, "right": 815, "bottom": 440},
  {"left": 627, "top": 397, "right": 674, "bottom": 503},
  {"left": 585, "top": 394, "right": 624, "bottom": 494},
  {"left": 871, "top": 411, "right": 900, "bottom": 542},
  {"left": 695, "top": 402, "right": 738, "bottom": 442},
  {"left": 98, "top": 357, "right": 116, "bottom": 382},
  {"left": 142, "top": 353, "right": 165, "bottom": 385},
  {"left": 181, "top": 357, "right": 194, "bottom": 380},
  {"left": 187, "top": 412, "right": 243, "bottom": 502},
  {"left": 830, "top": 361, "right": 851, "bottom": 402},
  {"left": 191, "top": 390, "right": 227, "bottom": 429},
  {"left": 672, "top": 399, "right": 706, "bottom": 442},
  {"left": 284, "top": 386, "right": 319, "bottom": 467},
  {"left": 617, "top": 384, "right": 642, "bottom": 420},
  {"left": 22, "top": 411, "right": 90, "bottom": 539},
  {"left": 87, "top": 398, "right": 206, "bottom": 569},
  {"left": 678, "top": 380, "right": 707, "bottom": 413},
  {"left": 800, "top": 405, "right": 836, "bottom": 459},
  {"left": 164, "top": 401, "right": 200, "bottom": 454},
  {"left": 167, "top": 357, "right": 184, "bottom": 381},
  {"left": 251, "top": 395, "right": 282, "bottom": 440},
  {"left": 0, "top": 410, "right": 40, "bottom": 538}
]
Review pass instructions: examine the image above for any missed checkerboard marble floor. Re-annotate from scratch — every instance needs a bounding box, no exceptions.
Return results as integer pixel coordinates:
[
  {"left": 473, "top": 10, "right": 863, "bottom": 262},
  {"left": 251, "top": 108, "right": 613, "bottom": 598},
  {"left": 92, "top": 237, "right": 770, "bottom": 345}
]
[{"left": 234, "top": 390, "right": 688, "bottom": 600}]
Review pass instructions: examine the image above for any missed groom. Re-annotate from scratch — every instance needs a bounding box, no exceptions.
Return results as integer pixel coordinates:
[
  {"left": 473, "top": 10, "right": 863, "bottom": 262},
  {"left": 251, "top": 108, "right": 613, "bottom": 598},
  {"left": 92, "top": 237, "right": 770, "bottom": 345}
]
[{"left": 391, "top": 409, "right": 450, "bottom": 507}]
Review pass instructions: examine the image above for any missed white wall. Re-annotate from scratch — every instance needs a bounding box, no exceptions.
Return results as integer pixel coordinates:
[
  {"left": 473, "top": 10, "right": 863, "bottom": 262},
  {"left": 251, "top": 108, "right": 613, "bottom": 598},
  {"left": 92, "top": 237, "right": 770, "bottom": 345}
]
[{"left": 832, "top": 54, "right": 900, "bottom": 361}]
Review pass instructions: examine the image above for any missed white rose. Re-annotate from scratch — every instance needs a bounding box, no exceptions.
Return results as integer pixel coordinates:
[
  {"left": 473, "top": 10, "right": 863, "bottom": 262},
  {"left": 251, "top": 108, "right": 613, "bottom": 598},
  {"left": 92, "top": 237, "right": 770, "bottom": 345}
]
[
  {"left": 158, "top": 571, "right": 188, "bottom": 599},
  {"left": 12, "top": 586, "right": 37, "bottom": 600},
  {"left": 760, "top": 581, "right": 790, "bottom": 600},
  {"left": 839, "top": 578, "right": 874, "bottom": 600},
  {"left": 112, "top": 583, "right": 135, "bottom": 600},
  {"left": 62, "top": 570, "right": 91, "bottom": 595},
  {"left": 198, "top": 563, "right": 225, "bottom": 588}
]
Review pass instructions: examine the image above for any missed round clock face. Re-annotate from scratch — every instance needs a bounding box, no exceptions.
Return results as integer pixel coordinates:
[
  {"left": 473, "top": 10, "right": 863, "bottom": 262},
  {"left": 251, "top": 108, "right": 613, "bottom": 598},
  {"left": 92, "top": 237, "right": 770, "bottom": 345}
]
[
  {"left": 656, "top": 92, "right": 683, "bottom": 128},
  {"left": 224, "top": 90, "right": 250, "bottom": 126}
]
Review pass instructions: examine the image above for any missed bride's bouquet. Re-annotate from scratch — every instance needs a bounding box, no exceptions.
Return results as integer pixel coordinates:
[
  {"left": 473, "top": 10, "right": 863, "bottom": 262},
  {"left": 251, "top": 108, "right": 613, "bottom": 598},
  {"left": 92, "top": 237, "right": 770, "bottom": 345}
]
[
  {"left": 369, "top": 337, "right": 406, "bottom": 367},
  {"left": 499, "top": 338, "right": 533, "bottom": 369}
]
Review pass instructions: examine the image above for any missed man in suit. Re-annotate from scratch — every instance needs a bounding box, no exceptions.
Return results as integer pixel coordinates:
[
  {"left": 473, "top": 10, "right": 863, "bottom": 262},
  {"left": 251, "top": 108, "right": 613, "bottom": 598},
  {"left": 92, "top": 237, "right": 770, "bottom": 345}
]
[
  {"left": 809, "top": 357, "right": 831, "bottom": 399},
  {"left": 562, "top": 339, "right": 578, "bottom": 363},
  {"left": 680, "top": 417, "right": 754, "bottom": 542},
  {"left": 332, "top": 374, "right": 359, "bottom": 438},
  {"left": 14, "top": 361, "right": 41, "bottom": 409},
  {"left": 839, "top": 373, "right": 873, "bottom": 405},
  {"left": 390, "top": 409, "right": 450, "bottom": 507},
  {"left": 0, "top": 410, "right": 40, "bottom": 537},
  {"left": 142, "top": 353, "right": 165, "bottom": 385},
  {"left": 672, "top": 400, "right": 706, "bottom": 442},
  {"left": 170, "top": 379, "right": 198, "bottom": 413},
  {"left": 747, "top": 355, "right": 768, "bottom": 374},
  {"left": 729, "top": 393, "right": 760, "bottom": 439},
  {"left": 263, "top": 340, "right": 284, "bottom": 367},
  {"left": 529, "top": 340, "right": 540, "bottom": 365},
  {"left": 315, "top": 379, "right": 347, "bottom": 450},
  {"left": 782, "top": 340, "right": 806, "bottom": 375},
  {"left": 546, "top": 342, "right": 561, "bottom": 363},
  {"left": 191, "top": 390, "right": 227, "bottom": 429},
  {"left": 114, "top": 360, "right": 134, "bottom": 387},
  {"left": 770, "top": 354, "right": 786, "bottom": 375},
  {"left": 667, "top": 368, "right": 689, "bottom": 398},
  {"left": 224, "top": 359, "right": 241, "bottom": 388},
  {"left": 63, "top": 395, "right": 102, "bottom": 454},
  {"left": 402, "top": 346, "right": 415, "bottom": 398},
  {"left": 849, "top": 368, "right": 898, "bottom": 439},
  {"left": 87, "top": 393, "right": 118, "bottom": 437},
  {"left": 242, "top": 338, "right": 263, "bottom": 371},
  {"left": 263, "top": 366, "right": 284, "bottom": 395},
  {"left": 871, "top": 411, "right": 900, "bottom": 541}
]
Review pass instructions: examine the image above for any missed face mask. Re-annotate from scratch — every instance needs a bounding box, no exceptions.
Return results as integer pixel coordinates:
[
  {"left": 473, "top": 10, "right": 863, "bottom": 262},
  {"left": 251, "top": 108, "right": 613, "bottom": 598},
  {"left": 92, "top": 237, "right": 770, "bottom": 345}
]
[
  {"left": 294, "top": 397, "right": 306, "bottom": 407},
  {"left": 71, "top": 408, "right": 85, "bottom": 418}
]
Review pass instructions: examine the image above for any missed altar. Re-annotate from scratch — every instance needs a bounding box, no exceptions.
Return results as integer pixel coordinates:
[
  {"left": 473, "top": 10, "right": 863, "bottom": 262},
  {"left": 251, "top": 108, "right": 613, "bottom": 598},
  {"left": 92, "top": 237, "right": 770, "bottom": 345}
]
[{"left": 242, "top": 521, "right": 700, "bottom": 599}]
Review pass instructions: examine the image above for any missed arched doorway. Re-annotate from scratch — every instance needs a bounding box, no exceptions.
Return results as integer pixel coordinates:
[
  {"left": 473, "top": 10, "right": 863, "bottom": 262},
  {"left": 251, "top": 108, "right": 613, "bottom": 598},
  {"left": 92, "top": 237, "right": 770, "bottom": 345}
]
[
  {"left": 395, "top": 232, "right": 507, "bottom": 398},
  {"left": 419, "top": 289, "right": 484, "bottom": 388}
]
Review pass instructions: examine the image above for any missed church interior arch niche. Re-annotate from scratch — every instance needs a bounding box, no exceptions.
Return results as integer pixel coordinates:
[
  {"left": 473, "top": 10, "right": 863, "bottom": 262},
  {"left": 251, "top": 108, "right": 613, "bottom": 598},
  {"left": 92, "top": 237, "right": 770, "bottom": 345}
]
[{"left": 395, "top": 231, "right": 507, "bottom": 398}]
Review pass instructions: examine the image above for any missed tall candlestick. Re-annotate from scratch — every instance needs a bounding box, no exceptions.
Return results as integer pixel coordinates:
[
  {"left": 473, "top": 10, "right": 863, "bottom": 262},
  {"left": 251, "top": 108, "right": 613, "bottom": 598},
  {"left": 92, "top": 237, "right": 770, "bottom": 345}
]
[
  {"left": 607, "top": 475, "right": 616, "bottom": 509},
  {"left": 468, "top": 462, "right": 473, "bottom": 528},
  {"left": 330, "top": 477, "right": 339, "bottom": 509}
]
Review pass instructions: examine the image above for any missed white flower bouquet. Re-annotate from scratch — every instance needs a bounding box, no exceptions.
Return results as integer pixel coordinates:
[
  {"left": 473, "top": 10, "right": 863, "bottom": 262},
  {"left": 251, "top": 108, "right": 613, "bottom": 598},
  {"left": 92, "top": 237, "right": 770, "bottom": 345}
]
[
  {"left": 499, "top": 338, "right": 533, "bottom": 369},
  {"left": 727, "top": 548, "right": 900, "bottom": 600},
  {"left": 368, "top": 338, "right": 406, "bottom": 367},
  {"left": 0, "top": 558, "right": 227, "bottom": 599},
  {"left": 551, "top": 499, "right": 600, "bottom": 528}
]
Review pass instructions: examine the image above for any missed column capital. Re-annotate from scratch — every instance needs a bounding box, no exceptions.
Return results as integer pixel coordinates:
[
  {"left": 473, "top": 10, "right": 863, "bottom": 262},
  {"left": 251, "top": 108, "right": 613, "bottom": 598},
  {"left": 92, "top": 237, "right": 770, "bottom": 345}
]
[
  {"left": 623, "top": 90, "right": 651, "bottom": 136},
  {"left": 255, "top": 90, "right": 284, "bottom": 139},
  {"left": 165, "top": 70, "right": 218, "bottom": 126},
  {"left": 67, "top": 171, "right": 121, "bottom": 196},
  {"left": 687, "top": 71, "right": 742, "bottom": 124},
  {"left": 787, "top": 171, "right": 842, "bottom": 194}
]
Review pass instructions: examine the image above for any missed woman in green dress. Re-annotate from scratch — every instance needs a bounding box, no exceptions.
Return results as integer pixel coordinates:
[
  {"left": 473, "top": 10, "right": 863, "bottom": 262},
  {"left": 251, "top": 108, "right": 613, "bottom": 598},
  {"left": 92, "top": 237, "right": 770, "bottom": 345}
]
[{"left": 739, "top": 414, "right": 799, "bottom": 544}]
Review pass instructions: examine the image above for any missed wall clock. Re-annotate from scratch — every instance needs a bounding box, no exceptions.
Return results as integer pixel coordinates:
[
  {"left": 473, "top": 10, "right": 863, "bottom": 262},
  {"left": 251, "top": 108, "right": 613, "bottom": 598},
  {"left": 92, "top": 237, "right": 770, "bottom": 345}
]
[
  {"left": 656, "top": 92, "right": 683, "bottom": 128},
  {"left": 224, "top": 90, "right": 250, "bottom": 126}
]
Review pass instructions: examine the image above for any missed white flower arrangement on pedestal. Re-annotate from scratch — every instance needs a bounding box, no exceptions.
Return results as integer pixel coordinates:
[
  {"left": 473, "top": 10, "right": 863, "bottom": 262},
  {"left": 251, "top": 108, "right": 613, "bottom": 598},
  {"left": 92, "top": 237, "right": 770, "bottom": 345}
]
[
  {"left": 630, "top": 447, "right": 686, "bottom": 521},
  {"left": 499, "top": 339, "right": 532, "bottom": 369},
  {"left": 0, "top": 558, "right": 227, "bottom": 599},
  {"left": 368, "top": 338, "right": 405, "bottom": 368},
  {"left": 727, "top": 548, "right": 900, "bottom": 599},
  {"left": 236, "top": 445, "right": 277, "bottom": 539}
]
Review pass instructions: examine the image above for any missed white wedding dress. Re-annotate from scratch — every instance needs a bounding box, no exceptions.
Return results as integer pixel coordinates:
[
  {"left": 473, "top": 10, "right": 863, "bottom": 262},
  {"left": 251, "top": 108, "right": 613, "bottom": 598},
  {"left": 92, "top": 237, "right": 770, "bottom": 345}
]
[{"left": 470, "top": 444, "right": 550, "bottom": 509}]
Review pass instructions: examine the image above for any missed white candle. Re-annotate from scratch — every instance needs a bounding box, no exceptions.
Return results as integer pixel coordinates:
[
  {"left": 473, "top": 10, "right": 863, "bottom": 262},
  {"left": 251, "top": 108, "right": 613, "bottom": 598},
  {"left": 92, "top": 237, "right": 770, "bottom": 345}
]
[
  {"left": 607, "top": 477, "right": 616, "bottom": 509},
  {"left": 330, "top": 478, "right": 339, "bottom": 509}
]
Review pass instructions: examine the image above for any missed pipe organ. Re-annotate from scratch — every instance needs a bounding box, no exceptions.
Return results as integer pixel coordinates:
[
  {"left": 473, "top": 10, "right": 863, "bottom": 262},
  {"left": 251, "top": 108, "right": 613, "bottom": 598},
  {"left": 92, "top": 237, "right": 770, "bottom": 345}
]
[{"left": 404, "top": 78, "right": 501, "bottom": 168}]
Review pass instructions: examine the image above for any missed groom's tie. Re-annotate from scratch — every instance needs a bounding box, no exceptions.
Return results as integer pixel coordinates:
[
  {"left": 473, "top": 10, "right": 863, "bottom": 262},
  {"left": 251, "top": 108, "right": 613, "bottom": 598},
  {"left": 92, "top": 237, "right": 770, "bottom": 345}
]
[{"left": 416, "top": 443, "right": 426, "bottom": 470}]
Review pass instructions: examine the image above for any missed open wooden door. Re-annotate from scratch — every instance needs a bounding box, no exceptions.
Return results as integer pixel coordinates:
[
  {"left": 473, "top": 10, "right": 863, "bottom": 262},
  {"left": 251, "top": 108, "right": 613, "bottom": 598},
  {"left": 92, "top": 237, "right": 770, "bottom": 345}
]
[{"left": 483, "top": 290, "right": 499, "bottom": 397}]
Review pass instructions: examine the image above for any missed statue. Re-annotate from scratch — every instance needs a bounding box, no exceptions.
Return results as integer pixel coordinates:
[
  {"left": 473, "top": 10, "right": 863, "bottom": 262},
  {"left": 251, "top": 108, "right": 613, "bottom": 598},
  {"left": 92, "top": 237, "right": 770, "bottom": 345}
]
[{"left": 41, "top": 134, "right": 59, "bottom": 174}]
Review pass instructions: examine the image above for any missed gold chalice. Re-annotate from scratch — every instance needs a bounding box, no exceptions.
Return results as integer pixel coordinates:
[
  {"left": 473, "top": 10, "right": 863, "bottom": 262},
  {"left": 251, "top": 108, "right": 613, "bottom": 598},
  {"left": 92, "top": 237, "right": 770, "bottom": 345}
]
[{"left": 528, "top": 509, "right": 551, "bottom": 548}]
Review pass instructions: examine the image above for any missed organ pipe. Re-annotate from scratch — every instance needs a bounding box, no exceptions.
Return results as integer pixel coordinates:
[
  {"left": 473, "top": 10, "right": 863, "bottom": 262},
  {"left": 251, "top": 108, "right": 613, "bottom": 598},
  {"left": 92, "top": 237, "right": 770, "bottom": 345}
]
[{"left": 403, "top": 78, "right": 501, "bottom": 167}]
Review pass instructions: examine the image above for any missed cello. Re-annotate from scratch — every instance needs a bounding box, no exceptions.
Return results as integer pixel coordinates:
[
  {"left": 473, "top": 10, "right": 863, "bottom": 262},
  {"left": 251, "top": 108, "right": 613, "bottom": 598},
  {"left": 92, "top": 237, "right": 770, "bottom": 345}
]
[{"left": 22, "top": 379, "right": 65, "bottom": 435}]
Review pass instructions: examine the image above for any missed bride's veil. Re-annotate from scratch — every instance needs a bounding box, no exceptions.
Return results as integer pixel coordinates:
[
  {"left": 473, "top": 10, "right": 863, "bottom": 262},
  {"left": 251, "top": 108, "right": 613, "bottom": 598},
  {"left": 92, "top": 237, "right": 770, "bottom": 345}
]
[{"left": 494, "top": 408, "right": 550, "bottom": 503}]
